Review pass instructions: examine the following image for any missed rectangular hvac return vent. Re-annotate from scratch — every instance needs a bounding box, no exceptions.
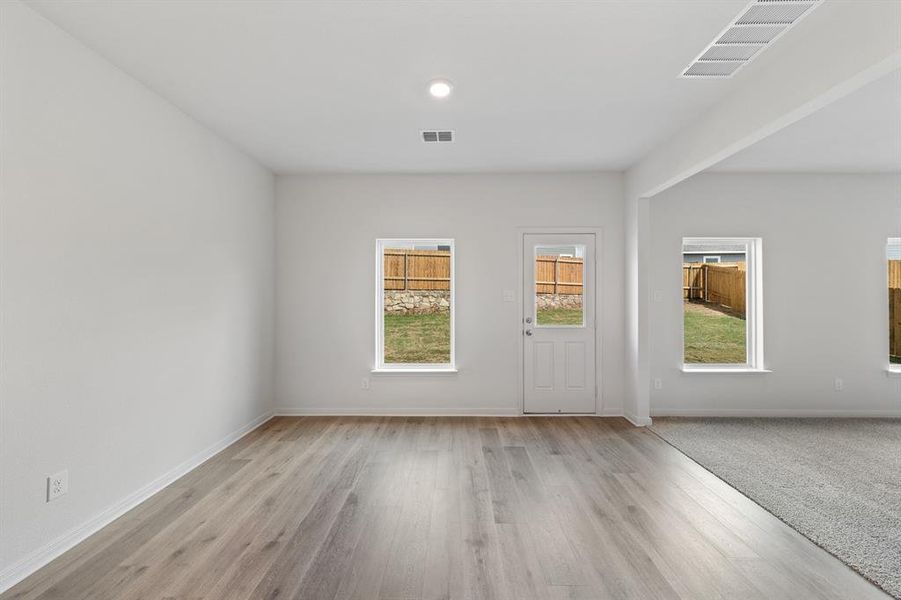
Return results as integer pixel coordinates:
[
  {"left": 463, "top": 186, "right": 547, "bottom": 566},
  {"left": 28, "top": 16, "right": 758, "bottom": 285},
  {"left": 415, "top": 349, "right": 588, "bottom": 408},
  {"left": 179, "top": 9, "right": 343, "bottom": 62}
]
[
  {"left": 422, "top": 130, "right": 454, "bottom": 143},
  {"left": 681, "top": 0, "right": 821, "bottom": 79}
]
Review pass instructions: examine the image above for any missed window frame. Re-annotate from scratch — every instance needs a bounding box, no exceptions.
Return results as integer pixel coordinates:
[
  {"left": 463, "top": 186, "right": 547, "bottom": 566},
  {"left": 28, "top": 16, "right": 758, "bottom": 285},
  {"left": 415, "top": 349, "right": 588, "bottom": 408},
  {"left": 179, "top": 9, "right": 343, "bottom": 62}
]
[
  {"left": 374, "top": 238, "right": 456, "bottom": 372},
  {"left": 888, "top": 238, "right": 901, "bottom": 373},
  {"left": 682, "top": 237, "right": 764, "bottom": 372}
]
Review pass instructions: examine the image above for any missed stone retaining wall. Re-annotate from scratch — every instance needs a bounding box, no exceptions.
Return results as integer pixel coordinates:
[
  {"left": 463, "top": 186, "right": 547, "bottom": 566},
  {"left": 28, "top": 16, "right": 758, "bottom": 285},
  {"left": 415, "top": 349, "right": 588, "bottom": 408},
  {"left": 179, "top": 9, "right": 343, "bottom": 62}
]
[
  {"left": 384, "top": 290, "right": 450, "bottom": 315},
  {"left": 384, "top": 291, "right": 580, "bottom": 314},
  {"left": 536, "top": 293, "right": 582, "bottom": 310}
]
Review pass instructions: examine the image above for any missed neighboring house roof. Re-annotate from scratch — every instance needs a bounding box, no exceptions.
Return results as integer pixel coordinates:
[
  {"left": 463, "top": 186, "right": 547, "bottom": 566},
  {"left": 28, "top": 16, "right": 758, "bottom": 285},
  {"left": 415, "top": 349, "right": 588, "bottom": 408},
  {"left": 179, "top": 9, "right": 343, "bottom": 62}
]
[
  {"left": 683, "top": 244, "right": 747, "bottom": 254},
  {"left": 536, "top": 246, "right": 585, "bottom": 258}
]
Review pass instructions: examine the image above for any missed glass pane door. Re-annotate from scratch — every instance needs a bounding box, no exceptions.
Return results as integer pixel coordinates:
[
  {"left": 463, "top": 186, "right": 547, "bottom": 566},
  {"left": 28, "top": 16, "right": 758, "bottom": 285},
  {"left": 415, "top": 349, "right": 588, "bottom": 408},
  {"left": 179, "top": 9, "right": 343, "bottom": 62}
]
[{"left": 534, "top": 244, "right": 586, "bottom": 327}]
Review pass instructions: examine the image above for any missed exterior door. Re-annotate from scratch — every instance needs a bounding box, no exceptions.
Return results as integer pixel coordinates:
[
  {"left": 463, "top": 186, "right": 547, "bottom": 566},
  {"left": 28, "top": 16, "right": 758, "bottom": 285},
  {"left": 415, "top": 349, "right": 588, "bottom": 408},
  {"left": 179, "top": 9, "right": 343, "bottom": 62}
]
[{"left": 523, "top": 233, "right": 596, "bottom": 413}]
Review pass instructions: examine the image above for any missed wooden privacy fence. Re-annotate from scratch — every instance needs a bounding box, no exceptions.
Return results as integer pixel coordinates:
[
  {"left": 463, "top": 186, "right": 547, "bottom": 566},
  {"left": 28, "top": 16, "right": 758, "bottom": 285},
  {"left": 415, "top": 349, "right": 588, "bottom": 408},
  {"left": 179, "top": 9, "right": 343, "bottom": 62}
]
[
  {"left": 384, "top": 249, "right": 451, "bottom": 290},
  {"left": 891, "top": 289, "right": 901, "bottom": 359},
  {"left": 535, "top": 255, "right": 583, "bottom": 295},
  {"left": 683, "top": 263, "right": 746, "bottom": 315},
  {"left": 891, "top": 260, "right": 901, "bottom": 359},
  {"left": 382, "top": 250, "right": 585, "bottom": 294}
]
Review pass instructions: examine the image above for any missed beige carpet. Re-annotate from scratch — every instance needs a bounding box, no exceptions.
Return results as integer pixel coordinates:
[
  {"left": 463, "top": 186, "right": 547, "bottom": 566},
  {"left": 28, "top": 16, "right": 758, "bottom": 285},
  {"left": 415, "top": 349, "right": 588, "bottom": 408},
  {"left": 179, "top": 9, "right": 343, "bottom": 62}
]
[{"left": 651, "top": 418, "right": 901, "bottom": 599}]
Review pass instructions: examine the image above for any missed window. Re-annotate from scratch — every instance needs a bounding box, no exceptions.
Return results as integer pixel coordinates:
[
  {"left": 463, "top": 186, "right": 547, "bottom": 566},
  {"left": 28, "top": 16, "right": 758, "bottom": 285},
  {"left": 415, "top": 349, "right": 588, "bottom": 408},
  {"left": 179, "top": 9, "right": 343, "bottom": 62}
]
[
  {"left": 534, "top": 244, "right": 586, "bottom": 327},
  {"left": 889, "top": 238, "right": 900, "bottom": 370},
  {"left": 682, "top": 238, "right": 763, "bottom": 370},
  {"left": 375, "top": 239, "right": 454, "bottom": 371}
]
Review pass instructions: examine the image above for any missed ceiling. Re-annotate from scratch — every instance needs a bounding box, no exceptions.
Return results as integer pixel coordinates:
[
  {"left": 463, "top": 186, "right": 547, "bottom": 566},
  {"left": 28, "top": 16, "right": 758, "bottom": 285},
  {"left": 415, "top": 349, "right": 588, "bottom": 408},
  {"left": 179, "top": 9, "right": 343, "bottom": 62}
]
[
  {"left": 711, "top": 70, "right": 901, "bottom": 173},
  {"left": 27, "top": 0, "right": 755, "bottom": 174}
]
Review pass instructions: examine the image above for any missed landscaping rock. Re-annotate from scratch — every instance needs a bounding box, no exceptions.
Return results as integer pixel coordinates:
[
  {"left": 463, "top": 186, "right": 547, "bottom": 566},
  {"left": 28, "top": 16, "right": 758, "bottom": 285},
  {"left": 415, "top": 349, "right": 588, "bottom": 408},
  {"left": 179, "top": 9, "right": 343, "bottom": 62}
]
[
  {"left": 536, "top": 294, "right": 582, "bottom": 310},
  {"left": 384, "top": 290, "right": 451, "bottom": 315}
]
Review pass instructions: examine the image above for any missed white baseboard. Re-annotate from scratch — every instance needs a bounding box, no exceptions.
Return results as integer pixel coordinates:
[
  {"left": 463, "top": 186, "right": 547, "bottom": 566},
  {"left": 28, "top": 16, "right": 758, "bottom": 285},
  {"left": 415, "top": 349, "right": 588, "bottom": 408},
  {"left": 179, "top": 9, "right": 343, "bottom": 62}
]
[
  {"left": 274, "top": 406, "right": 630, "bottom": 419},
  {"left": 598, "top": 406, "right": 625, "bottom": 418},
  {"left": 274, "top": 406, "right": 521, "bottom": 417},
  {"left": 651, "top": 408, "right": 901, "bottom": 418},
  {"left": 624, "top": 412, "right": 653, "bottom": 427},
  {"left": 0, "top": 411, "right": 274, "bottom": 595}
]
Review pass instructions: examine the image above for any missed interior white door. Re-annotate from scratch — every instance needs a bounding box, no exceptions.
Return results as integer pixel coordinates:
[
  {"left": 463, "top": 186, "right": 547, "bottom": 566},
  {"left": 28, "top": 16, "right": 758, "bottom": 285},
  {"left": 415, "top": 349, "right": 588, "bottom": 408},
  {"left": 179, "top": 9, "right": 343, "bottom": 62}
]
[{"left": 523, "top": 233, "right": 596, "bottom": 414}]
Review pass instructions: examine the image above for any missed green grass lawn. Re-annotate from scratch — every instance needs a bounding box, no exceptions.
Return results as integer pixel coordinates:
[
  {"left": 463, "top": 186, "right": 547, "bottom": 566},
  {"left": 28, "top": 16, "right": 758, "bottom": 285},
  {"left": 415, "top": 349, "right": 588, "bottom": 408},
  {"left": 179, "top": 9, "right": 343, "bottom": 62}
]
[
  {"left": 683, "top": 302, "right": 746, "bottom": 364},
  {"left": 536, "top": 308, "right": 583, "bottom": 326},
  {"left": 384, "top": 305, "right": 746, "bottom": 364},
  {"left": 384, "top": 313, "right": 450, "bottom": 363}
]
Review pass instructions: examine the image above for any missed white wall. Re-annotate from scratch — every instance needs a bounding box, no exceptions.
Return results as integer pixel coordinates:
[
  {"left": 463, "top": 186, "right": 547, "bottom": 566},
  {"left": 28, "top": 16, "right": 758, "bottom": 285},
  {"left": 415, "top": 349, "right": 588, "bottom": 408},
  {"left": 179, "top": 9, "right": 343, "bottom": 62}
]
[
  {"left": 276, "top": 173, "right": 624, "bottom": 415},
  {"left": 649, "top": 173, "right": 901, "bottom": 416},
  {"left": 0, "top": 1, "right": 275, "bottom": 582}
]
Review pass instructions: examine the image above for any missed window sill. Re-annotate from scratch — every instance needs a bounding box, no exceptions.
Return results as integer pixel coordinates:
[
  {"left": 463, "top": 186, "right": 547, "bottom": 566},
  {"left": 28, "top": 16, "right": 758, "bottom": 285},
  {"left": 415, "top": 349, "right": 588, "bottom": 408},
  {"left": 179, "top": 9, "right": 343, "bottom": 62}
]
[
  {"left": 681, "top": 365, "right": 772, "bottom": 374},
  {"left": 371, "top": 368, "right": 459, "bottom": 375}
]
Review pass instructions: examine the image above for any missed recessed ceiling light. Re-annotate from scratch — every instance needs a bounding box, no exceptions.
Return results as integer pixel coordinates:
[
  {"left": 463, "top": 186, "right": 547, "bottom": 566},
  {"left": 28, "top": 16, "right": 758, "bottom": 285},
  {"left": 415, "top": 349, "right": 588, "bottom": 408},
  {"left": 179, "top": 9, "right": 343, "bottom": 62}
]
[{"left": 428, "top": 79, "right": 453, "bottom": 99}]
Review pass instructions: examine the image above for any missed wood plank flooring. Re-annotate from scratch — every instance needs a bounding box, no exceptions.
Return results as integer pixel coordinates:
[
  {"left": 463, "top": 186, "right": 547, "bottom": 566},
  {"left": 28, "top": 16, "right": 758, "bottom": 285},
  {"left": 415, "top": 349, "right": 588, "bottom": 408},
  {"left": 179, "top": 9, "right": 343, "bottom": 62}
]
[{"left": 2, "top": 417, "right": 889, "bottom": 600}]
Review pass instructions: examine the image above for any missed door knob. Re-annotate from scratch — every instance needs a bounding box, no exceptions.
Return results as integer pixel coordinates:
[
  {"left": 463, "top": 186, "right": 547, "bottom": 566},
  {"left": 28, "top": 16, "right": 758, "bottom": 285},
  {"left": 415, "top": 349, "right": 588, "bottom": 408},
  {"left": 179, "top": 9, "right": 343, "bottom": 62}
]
[
  {"left": 524, "top": 317, "right": 533, "bottom": 324},
  {"left": 524, "top": 329, "right": 533, "bottom": 336}
]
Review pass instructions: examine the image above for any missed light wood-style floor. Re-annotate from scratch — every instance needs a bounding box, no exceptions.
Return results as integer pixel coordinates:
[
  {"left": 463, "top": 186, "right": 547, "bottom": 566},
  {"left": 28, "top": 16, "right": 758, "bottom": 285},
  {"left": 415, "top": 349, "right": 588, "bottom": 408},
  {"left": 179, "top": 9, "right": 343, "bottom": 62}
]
[{"left": 3, "top": 417, "right": 889, "bottom": 600}]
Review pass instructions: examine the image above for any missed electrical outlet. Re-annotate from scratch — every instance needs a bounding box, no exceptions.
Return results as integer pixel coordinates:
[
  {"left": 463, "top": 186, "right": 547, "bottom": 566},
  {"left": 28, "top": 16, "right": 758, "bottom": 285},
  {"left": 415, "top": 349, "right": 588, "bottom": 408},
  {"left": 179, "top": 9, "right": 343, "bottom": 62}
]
[
  {"left": 834, "top": 378, "right": 843, "bottom": 392},
  {"left": 47, "top": 470, "right": 68, "bottom": 502},
  {"left": 361, "top": 377, "right": 370, "bottom": 390},
  {"left": 653, "top": 378, "right": 663, "bottom": 390}
]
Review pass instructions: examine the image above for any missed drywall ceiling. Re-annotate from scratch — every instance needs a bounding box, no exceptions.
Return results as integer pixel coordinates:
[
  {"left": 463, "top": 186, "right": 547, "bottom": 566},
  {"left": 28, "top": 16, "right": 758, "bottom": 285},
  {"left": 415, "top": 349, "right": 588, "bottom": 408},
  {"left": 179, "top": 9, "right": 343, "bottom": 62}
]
[
  {"left": 25, "top": 0, "right": 758, "bottom": 173},
  {"left": 712, "top": 70, "right": 901, "bottom": 173}
]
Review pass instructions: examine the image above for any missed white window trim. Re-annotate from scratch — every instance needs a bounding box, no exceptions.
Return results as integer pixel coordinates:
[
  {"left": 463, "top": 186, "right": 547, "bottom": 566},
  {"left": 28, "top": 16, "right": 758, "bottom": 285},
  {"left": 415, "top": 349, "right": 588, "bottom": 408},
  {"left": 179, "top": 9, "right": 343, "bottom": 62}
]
[
  {"left": 374, "top": 238, "right": 455, "bottom": 372},
  {"left": 682, "top": 366, "right": 773, "bottom": 374},
  {"left": 889, "top": 238, "right": 901, "bottom": 373},
  {"left": 682, "top": 237, "right": 765, "bottom": 372}
]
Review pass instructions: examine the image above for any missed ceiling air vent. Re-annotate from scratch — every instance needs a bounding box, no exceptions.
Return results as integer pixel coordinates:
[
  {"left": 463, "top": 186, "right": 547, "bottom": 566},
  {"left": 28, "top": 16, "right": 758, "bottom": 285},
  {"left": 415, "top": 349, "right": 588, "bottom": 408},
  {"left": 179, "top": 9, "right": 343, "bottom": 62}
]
[
  {"left": 681, "top": 0, "right": 821, "bottom": 79},
  {"left": 422, "top": 130, "right": 454, "bottom": 143}
]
